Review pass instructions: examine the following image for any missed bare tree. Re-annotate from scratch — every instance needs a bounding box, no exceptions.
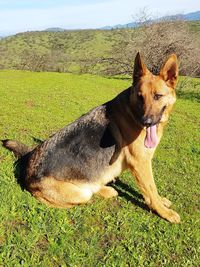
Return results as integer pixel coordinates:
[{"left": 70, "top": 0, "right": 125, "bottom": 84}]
[
  {"left": 18, "top": 49, "right": 71, "bottom": 72},
  {"left": 100, "top": 15, "right": 200, "bottom": 77}
]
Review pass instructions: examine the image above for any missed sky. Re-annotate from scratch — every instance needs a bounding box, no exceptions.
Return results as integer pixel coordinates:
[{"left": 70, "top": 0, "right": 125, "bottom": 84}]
[{"left": 0, "top": 0, "right": 199, "bottom": 35}]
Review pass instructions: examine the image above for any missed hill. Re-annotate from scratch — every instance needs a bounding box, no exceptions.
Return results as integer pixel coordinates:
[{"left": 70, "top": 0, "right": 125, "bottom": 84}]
[
  {"left": 0, "top": 29, "right": 116, "bottom": 72},
  {"left": 102, "top": 11, "right": 200, "bottom": 29},
  {"left": 44, "top": 27, "right": 67, "bottom": 32},
  {"left": 183, "top": 10, "right": 200, "bottom": 20},
  {"left": 0, "top": 21, "right": 199, "bottom": 75}
]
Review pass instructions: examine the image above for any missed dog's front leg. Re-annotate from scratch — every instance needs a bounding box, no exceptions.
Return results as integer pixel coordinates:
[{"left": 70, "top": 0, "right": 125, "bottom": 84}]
[{"left": 129, "top": 160, "right": 180, "bottom": 223}]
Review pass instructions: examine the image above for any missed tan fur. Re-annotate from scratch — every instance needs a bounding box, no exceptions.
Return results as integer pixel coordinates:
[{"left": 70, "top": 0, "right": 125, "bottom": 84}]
[
  {"left": 28, "top": 177, "right": 94, "bottom": 208},
  {"left": 97, "top": 151, "right": 127, "bottom": 185},
  {"left": 97, "top": 186, "right": 118, "bottom": 198}
]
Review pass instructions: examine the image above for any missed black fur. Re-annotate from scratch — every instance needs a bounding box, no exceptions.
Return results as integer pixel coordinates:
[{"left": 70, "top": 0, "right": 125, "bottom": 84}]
[
  {"left": 1, "top": 139, "right": 30, "bottom": 158},
  {"left": 26, "top": 104, "right": 120, "bottom": 181},
  {"left": 3, "top": 88, "right": 132, "bottom": 183}
]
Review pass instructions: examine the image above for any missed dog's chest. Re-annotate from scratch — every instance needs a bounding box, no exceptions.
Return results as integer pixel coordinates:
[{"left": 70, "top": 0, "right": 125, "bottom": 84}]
[{"left": 97, "top": 152, "right": 126, "bottom": 185}]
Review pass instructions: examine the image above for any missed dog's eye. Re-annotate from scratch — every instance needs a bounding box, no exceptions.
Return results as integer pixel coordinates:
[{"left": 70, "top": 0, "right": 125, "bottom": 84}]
[{"left": 154, "top": 94, "right": 163, "bottom": 100}]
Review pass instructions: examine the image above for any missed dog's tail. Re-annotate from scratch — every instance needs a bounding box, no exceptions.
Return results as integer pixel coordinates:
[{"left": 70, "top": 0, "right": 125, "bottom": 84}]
[{"left": 1, "top": 139, "right": 31, "bottom": 158}]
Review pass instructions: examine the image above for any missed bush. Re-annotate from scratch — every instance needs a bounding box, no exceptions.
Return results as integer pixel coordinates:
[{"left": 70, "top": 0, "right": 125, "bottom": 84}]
[{"left": 100, "top": 19, "right": 200, "bottom": 77}]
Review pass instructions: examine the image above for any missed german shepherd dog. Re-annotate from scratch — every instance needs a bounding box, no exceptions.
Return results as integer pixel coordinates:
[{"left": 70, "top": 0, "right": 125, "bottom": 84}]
[{"left": 2, "top": 53, "right": 180, "bottom": 223}]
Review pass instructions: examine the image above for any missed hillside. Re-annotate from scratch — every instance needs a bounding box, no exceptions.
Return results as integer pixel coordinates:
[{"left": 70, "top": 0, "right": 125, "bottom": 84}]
[
  {"left": 183, "top": 10, "right": 200, "bottom": 21},
  {"left": 0, "top": 29, "right": 116, "bottom": 72},
  {"left": 189, "top": 20, "right": 200, "bottom": 34},
  {"left": 45, "top": 27, "right": 67, "bottom": 32},
  {"left": 0, "top": 21, "right": 199, "bottom": 74}
]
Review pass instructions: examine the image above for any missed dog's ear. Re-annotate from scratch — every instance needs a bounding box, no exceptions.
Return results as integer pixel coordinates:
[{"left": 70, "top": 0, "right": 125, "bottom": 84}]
[
  {"left": 160, "top": 54, "right": 179, "bottom": 89},
  {"left": 133, "top": 52, "right": 149, "bottom": 84}
]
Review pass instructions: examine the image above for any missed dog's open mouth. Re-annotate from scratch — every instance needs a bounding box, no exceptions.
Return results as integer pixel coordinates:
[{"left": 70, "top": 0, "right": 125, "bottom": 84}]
[{"left": 144, "top": 125, "right": 158, "bottom": 148}]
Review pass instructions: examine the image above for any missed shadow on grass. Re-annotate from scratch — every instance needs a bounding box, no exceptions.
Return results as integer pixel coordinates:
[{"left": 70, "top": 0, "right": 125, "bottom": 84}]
[
  {"left": 13, "top": 135, "right": 44, "bottom": 190},
  {"left": 110, "top": 179, "right": 149, "bottom": 211},
  {"left": 13, "top": 136, "right": 43, "bottom": 189},
  {"left": 105, "top": 76, "right": 131, "bottom": 81},
  {"left": 13, "top": 154, "right": 30, "bottom": 190}
]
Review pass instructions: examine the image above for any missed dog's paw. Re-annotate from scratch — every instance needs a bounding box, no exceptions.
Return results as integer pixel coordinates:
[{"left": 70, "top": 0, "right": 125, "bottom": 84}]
[
  {"left": 97, "top": 186, "right": 118, "bottom": 199},
  {"left": 164, "top": 209, "right": 181, "bottom": 223},
  {"left": 161, "top": 197, "right": 172, "bottom": 208}
]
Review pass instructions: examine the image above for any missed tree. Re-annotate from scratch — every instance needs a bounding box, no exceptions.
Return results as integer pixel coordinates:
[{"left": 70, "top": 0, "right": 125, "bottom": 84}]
[
  {"left": 18, "top": 49, "right": 71, "bottom": 72},
  {"left": 100, "top": 17, "right": 200, "bottom": 77}
]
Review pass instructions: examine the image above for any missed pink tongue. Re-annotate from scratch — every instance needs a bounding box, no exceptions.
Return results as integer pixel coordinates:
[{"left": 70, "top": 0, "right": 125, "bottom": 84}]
[{"left": 144, "top": 125, "right": 158, "bottom": 148}]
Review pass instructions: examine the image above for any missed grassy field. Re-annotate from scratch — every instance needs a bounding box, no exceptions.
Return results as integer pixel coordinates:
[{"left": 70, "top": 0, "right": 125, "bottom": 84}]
[{"left": 0, "top": 70, "right": 199, "bottom": 266}]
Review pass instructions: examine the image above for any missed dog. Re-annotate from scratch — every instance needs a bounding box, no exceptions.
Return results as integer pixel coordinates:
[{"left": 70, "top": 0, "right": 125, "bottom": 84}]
[{"left": 2, "top": 52, "right": 180, "bottom": 223}]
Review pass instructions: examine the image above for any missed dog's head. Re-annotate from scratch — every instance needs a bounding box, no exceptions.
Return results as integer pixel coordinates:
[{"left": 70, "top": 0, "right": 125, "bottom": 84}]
[{"left": 130, "top": 52, "right": 179, "bottom": 148}]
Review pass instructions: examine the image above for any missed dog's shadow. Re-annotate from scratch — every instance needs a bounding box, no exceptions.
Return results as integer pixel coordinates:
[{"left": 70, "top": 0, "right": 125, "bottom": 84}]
[
  {"left": 14, "top": 156, "right": 28, "bottom": 190},
  {"left": 13, "top": 136, "right": 43, "bottom": 190},
  {"left": 110, "top": 179, "right": 149, "bottom": 211}
]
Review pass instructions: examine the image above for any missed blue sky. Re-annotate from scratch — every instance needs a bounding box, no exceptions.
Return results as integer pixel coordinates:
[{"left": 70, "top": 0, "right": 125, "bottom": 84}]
[{"left": 0, "top": 0, "right": 199, "bottom": 35}]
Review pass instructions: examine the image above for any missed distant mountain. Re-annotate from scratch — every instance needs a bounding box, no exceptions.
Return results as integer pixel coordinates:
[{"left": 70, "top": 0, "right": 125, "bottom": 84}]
[
  {"left": 44, "top": 27, "right": 66, "bottom": 32},
  {"left": 0, "top": 35, "right": 7, "bottom": 39},
  {"left": 40, "top": 11, "right": 200, "bottom": 32},
  {"left": 101, "top": 22, "right": 137, "bottom": 30},
  {"left": 101, "top": 10, "right": 200, "bottom": 30},
  {"left": 183, "top": 11, "right": 200, "bottom": 21},
  {"left": 158, "top": 11, "right": 200, "bottom": 22}
]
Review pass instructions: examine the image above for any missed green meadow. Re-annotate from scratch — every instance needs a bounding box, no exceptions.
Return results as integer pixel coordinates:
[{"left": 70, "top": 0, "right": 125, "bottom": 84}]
[{"left": 0, "top": 70, "right": 199, "bottom": 266}]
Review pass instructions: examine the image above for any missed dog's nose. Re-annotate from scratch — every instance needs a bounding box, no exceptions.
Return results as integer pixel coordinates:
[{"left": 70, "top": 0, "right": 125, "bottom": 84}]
[{"left": 142, "top": 116, "right": 153, "bottom": 126}]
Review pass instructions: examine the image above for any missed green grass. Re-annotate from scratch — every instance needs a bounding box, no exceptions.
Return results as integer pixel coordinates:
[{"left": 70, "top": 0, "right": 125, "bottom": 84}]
[{"left": 0, "top": 70, "right": 199, "bottom": 266}]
